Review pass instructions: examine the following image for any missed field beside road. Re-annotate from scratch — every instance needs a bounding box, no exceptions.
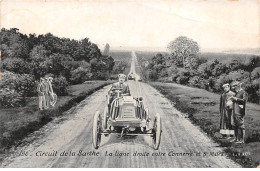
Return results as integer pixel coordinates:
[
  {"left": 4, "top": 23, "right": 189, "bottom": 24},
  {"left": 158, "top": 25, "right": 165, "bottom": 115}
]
[
  {"left": 108, "top": 51, "right": 132, "bottom": 77},
  {"left": 149, "top": 82, "right": 260, "bottom": 167},
  {"left": 136, "top": 51, "right": 257, "bottom": 61},
  {"left": 0, "top": 80, "right": 114, "bottom": 162}
]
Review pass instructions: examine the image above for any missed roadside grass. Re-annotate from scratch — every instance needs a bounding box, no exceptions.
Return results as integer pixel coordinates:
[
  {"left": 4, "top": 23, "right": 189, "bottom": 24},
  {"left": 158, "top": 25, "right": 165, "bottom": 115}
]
[
  {"left": 149, "top": 82, "right": 260, "bottom": 168},
  {"left": 0, "top": 80, "right": 114, "bottom": 155}
]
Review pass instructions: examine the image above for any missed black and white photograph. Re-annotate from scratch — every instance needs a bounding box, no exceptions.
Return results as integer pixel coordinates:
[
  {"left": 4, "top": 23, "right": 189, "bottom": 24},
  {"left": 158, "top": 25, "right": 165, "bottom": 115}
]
[{"left": 0, "top": 0, "right": 259, "bottom": 168}]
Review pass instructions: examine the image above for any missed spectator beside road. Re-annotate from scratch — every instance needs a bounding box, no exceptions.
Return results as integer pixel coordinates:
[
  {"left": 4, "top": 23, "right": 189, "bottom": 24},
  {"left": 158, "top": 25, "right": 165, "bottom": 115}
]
[
  {"left": 219, "top": 83, "right": 236, "bottom": 139},
  {"left": 44, "top": 77, "right": 50, "bottom": 109},
  {"left": 230, "top": 81, "right": 248, "bottom": 143},
  {"left": 37, "top": 77, "right": 46, "bottom": 110},
  {"left": 47, "top": 77, "right": 57, "bottom": 107}
]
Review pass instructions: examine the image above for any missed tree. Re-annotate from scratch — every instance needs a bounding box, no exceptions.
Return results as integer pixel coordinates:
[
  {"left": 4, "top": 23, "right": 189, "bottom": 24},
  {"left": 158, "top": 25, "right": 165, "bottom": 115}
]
[
  {"left": 1, "top": 58, "right": 31, "bottom": 74},
  {"left": 103, "top": 43, "right": 110, "bottom": 56},
  {"left": 112, "top": 61, "right": 127, "bottom": 74},
  {"left": 242, "top": 55, "right": 260, "bottom": 82},
  {"left": 167, "top": 36, "right": 200, "bottom": 68},
  {"left": 29, "top": 45, "right": 50, "bottom": 78}
]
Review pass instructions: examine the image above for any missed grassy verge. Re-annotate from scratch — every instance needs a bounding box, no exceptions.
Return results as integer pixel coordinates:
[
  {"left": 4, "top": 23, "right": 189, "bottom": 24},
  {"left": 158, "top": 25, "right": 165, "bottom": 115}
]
[
  {"left": 0, "top": 81, "right": 114, "bottom": 154},
  {"left": 149, "top": 82, "right": 260, "bottom": 168}
]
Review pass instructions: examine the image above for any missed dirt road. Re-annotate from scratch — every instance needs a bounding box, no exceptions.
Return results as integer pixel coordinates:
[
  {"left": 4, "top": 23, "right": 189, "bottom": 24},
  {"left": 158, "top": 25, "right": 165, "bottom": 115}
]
[{"left": 1, "top": 52, "right": 240, "bottom": 168}]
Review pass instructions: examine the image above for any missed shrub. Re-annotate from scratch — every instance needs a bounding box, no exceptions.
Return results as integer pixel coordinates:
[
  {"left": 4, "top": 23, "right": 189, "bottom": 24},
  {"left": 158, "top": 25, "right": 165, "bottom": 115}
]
[
  {"left": 175, "top": 68, "right": 196, "bottom": 85},
  {"left": 15, "top": 74, "right": 37, "bottom": 97},
  {"left": 176, "top": 75, "right": 189, "bottom": 85},
  {"left": 148, "top": 69, "right": 159, "bottom": 81},
  {"left": 70, "top": 67, "right": 92, "bottom": 84},
  {"left": 188, "top": 76, "right": 201, "bottom": 88},
  {"left": 52, "top": 76, "right": 68, "bottom": 96},
  {"left": 251, "top": 67, "right": 260, "bottom": 80},
  {"left": 0, "top": 71, "right": 17, "bottom": 89},
  {"left": 91, "top": 71, "right": 109, "bottom": 80},
  {"left": 214, "top": 74, "right": 230, "bottom": 92},
  {"left": 1, "top": 58, "right": 31, "bottom": 74},
  {"left": 0, "top": 88, "right": 25, "bottom": 108},
  {"left": 245, "top": 79, "right": 260, "bottom": 103},
  {"left": 0, "top": 72, "right": 37, "bottom": 97},
  {"left": 225, "top": 70, "right": 250, "bottom": 83}
]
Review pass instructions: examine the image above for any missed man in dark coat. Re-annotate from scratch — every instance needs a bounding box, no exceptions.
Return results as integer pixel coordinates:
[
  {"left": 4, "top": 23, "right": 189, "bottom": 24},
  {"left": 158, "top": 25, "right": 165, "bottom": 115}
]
[
  {"left": 44, "top": 77, "right": 50, "bottom": 109},
  {"left": 219, "top": 83, "right": 235, "bottom": 138},
  {"left": 37, "top": 77, "right": 46, "bottom": 110},
  {"left": 230, "top": 81, "right": 248, "bottom": 143}
]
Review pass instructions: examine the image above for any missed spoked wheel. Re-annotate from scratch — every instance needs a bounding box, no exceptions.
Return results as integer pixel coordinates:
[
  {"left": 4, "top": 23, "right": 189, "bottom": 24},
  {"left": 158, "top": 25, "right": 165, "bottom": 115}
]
[
  {"left": 103, "top": 107, "right": 108, "bottom": 130},
  {"left": 92, "top": 111, "right": 102, "bottom": 149},
  {"left": 152, "top": 113, "right": 162, "bottom": 150},
  {"left": 145, "top": 108, "right": 149, "bottom": 120}
]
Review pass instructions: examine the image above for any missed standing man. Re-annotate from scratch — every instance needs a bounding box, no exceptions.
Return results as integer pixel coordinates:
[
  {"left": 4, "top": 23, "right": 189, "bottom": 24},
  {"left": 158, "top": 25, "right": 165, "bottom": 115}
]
[
  {"left": 37, "top": 77, "right": 46, "bottom": 110},
  {"left": 47, "top": 77, "right": 57, "bottom": 107},
  {"left": 230, "top": 81, "right": 248, "bottom": 143},
  {"left": 44, "top": 76, "right": 50, "bottom": 109},
  {"left": 219, "top": 83, "right": 235, "bottom": 138}
]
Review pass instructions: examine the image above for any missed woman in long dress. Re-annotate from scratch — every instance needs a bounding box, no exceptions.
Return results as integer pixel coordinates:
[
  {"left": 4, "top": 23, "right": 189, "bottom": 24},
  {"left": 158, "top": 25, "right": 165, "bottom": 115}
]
[{"left": 219, "top": 83, "right": 235, "bottom": 138}]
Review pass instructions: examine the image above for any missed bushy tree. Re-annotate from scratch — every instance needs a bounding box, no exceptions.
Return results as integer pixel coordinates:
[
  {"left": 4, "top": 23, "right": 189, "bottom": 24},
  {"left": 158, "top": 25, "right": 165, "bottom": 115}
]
[
  {"left": 52, "top": 76, "right": 69, "bottom": 96},
  {"left": 112, "top": 61, "right": 127, "bottom": 74},
  {"left": 251, "top": 67, "right": 260, "bottom": 80},
  {"left": 103, "top": 43, "right": 110, "bottom": 56},
  {"left": 0, "top": 88, "right": 25, "bottom": 108},
  {"left": 198, "top": 59, "right": 220, "bottom": 78},
  {"left": 70, "top": 66, "right": 92, "bottom": 84},
  {"left": 1, "top": 58, "right": 31, "bottom": 74},
  {"left": 167, "top": 36, "right": 200, "bottom": 68}
]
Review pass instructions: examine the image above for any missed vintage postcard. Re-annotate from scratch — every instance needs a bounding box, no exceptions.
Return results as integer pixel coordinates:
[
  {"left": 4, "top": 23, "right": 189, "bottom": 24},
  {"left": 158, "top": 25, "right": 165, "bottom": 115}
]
[{"left": 0, "top": 0, "right": 259, "bottom": 168}]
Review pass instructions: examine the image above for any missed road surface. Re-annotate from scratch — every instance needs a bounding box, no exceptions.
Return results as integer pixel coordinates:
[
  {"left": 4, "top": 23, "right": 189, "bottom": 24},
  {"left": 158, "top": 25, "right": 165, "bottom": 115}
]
[{"left": 1, "top": 52, "right": 240, "bottom": 168}]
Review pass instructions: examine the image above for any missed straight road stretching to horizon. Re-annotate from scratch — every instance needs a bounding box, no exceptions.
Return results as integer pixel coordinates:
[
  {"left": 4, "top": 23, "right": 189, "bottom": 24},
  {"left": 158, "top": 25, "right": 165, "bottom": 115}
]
[{"left": 2, "top": 52, "right": 240, "bottom": 168}]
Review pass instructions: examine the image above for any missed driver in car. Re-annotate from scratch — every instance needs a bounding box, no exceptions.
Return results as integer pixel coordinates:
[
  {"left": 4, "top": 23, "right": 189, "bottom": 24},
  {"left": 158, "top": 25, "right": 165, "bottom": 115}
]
[{"left": 109, "top": 74, "right": 131, "bottom": 97}]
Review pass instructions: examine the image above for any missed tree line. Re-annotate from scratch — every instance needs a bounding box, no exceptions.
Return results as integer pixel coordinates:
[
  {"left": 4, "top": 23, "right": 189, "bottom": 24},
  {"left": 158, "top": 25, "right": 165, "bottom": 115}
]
[
  {"left": 0, "top": 28, "right": 115, "bottom": 107},
  {"left": 139, "top": 36, "right": 260, "bottom": 104}
]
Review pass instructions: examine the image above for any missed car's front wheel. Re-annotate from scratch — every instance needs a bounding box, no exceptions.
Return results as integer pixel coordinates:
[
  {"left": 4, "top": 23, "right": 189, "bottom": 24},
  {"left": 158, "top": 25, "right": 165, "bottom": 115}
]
[
  {"left": 93, "top": 111, "right": 102, "bottom": 149},
  {"left": 152, "top": 113, "right": 162, "bottom": 150}
]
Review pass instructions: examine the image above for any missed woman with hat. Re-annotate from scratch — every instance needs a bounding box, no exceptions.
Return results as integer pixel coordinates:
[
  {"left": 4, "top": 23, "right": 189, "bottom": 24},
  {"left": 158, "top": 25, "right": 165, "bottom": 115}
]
[{"left": 219, "top": 83, "right": 235, "bottom": 139}]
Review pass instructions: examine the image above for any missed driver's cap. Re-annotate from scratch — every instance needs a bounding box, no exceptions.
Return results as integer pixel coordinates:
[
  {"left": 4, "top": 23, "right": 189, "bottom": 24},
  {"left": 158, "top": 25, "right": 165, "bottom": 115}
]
[{"left": 118, "top": 74, "right": 126, "bottom": 79}]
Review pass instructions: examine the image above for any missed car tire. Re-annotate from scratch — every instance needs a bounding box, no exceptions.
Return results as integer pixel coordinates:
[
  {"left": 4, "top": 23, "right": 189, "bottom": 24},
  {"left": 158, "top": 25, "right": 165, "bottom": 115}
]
[{"left": 93, "top": 111, "right": 102, "bottom": 149}]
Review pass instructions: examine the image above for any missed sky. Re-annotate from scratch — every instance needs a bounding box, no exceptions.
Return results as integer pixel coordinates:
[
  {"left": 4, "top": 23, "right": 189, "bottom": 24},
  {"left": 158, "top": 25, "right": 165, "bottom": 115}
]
[{"left": 1, "top": 0, "right": 259, "bottom": 51}]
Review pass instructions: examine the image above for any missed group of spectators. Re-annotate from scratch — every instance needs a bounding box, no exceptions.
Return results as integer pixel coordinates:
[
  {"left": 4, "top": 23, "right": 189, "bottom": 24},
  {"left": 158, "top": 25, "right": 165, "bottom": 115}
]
[
  {"left": 219, "top": 81, "right": 248, "bottom": 143},
  {"left": 37, "top": 76, "right": 56, "bottom": 110}
]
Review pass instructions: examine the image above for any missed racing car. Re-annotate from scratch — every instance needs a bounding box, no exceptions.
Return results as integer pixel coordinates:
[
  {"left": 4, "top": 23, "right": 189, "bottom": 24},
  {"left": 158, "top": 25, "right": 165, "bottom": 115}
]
[
  {"left": 127, "top": 73, "right": 135, "bottom": 80},
  {"left": 92, "top": 87, "right": 162, "bottom": 150}
]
